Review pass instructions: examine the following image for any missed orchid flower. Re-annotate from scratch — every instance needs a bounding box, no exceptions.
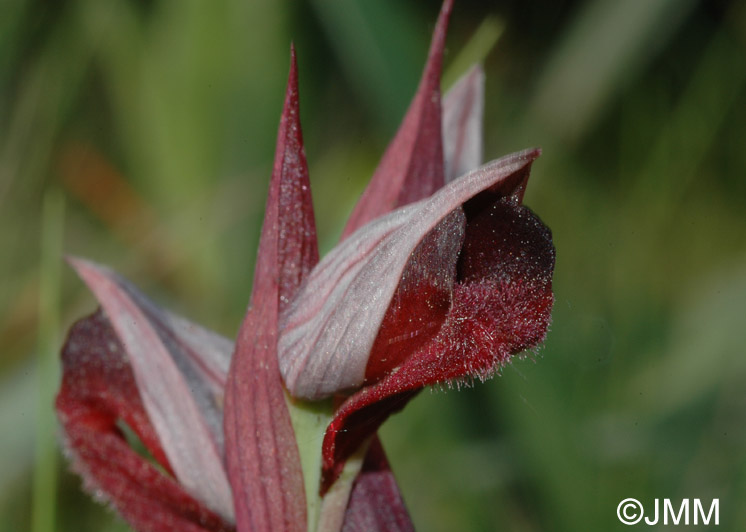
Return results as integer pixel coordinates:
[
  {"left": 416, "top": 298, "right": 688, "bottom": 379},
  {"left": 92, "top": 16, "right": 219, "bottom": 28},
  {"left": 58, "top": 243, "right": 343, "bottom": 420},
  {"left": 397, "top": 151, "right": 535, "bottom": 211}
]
[{"left": 55, "top": 1, "right": 555, "bottom": 531}]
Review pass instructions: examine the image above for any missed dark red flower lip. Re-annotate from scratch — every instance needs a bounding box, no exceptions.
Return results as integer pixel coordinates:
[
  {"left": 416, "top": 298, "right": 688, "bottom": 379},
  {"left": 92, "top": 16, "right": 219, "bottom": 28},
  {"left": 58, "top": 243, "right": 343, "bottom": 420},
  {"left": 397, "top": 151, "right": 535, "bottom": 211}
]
[{"left": 315, "top": 152, "right": 555, "bottom": 492}]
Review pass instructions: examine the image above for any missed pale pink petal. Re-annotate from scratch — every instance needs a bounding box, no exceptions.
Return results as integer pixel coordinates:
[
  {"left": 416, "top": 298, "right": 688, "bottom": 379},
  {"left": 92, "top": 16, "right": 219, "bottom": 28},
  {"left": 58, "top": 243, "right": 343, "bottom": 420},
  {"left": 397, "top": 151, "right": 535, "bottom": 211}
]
[
  {"left": 56, "top": 311, "right": 235, "bottom": 532},
  {"left": 69, "top": 258, "right": 234, "bottom": 521}
]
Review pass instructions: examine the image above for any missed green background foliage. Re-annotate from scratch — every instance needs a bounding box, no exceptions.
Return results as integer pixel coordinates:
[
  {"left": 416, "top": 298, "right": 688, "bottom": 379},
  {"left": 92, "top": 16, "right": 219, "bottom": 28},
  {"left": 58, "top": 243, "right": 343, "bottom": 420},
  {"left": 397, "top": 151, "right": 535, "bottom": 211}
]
[{"left": 1, "top": 0, "right": 744, "bottom": 530}]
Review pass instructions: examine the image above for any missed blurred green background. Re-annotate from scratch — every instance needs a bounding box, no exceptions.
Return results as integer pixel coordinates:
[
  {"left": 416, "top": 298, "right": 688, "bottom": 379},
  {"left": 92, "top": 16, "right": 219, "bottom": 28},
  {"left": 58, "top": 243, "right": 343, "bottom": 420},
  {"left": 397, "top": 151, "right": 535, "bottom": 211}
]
[{"left": 2, "top": 0, "right": 745, "bottom": 530}]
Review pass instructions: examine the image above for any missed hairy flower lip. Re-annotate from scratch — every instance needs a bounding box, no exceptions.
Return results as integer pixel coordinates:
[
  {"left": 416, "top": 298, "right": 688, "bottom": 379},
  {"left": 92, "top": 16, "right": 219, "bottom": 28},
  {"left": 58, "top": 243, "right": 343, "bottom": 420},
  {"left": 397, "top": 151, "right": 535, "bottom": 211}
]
[
  {"left": 278, "top": 148, "right": 541, "bottom": 402},
  {"left": 319, "top": 188, "right": 555, "bottom": 492}
]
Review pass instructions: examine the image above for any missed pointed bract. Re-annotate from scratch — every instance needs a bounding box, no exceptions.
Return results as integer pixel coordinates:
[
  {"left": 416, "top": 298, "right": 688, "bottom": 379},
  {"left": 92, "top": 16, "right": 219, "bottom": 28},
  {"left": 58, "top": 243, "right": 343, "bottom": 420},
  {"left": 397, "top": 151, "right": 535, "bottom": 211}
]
[
  {"left": 342, "top": 438, "right": 414, "bottom": 532},
  {"left": 341, "top": 0, "right": 454, "bottom": 239},
  {"left": 68, "top": 258, "right": 235, "bottom": 520},
  {"left": 56, "top": 311, "right": 235, "bottom": 532},
  {"left": 223, "top": 47, "right": 316, "bottom": 532}
]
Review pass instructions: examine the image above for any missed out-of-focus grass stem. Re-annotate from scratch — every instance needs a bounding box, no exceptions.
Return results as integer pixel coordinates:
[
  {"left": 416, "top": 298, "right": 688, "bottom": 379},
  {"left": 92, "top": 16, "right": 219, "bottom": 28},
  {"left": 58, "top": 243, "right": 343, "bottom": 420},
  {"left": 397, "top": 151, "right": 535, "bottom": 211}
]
[
  {"left": 442, "top": 16, "right": 504, "bottom": 90},
  {"left": 32, "top": 189, "right": 65, "bottom": 532}
]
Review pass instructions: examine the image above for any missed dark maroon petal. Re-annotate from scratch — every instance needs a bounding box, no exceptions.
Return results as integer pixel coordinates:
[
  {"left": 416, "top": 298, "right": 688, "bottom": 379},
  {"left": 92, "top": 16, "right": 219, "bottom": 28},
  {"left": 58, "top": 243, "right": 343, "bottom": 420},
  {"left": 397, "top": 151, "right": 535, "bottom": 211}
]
[
  {"left": 223, "top": 46, "right": 317, "bottom": 532},
  {"left": 321, "top": 197, "right": 555, "bottom": 491},
  {"left": 56, "top": 311, "right": 235, "bottom": 532},
  {"left": 280, "top": 150, "right": 540, "bottom": 401},
  {"left": 442, "top": 65, "right": 484, "bottom": 183},
  {"left": 341, "top": 438, "right": 415, "bottom": 532},
  {"left": 69, "top": 258, "right": 234, "bottom": 519},
  {"left": 341, "top": 0, "right": 454, "bottom": 239},
  {"left": 364, "top": 210, "right": 464, "bottom": 384}
]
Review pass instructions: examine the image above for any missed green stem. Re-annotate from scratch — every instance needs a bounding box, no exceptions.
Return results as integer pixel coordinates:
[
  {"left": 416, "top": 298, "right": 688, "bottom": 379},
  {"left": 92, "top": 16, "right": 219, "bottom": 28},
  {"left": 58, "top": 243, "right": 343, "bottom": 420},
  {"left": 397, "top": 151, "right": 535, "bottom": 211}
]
[
  {"left": 32, "top": 189, "right": 64, "bottom": 532},
  {"left": 442, "top": 15, "right": 504, "bottom": 90},
  {"left": 285, "top": 394, "right": 335, "bottom": 532}
]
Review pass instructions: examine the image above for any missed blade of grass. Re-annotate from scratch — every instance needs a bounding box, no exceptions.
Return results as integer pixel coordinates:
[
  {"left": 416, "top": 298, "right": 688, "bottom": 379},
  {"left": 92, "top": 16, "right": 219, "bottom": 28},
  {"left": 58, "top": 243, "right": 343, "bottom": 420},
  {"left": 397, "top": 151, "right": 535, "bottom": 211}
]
[
  {"left": 442, "top": 16, "right": 504, "bottom": 90},
  {"left": 309, "top": 0, "right": 425, "bottom": 132},
  {"left": 0, "top": 366, "right": 36, "bottom": 501},
  {"left": 523, "top": 0, "right": 696, "bottom": 142},
  {"left": 32, "top": 189, "right": 65, "bottom": 532},
  {"left": 634, "top": 2, "right": 746, "bottom": 210}
]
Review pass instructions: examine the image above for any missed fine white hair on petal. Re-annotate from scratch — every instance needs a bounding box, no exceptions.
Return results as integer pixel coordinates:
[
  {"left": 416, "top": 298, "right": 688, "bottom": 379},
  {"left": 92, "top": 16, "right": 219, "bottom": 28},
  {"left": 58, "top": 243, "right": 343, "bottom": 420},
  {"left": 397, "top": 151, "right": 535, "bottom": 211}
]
[{"left": 278, "top": 149, "right": 539, "bottom": 401}]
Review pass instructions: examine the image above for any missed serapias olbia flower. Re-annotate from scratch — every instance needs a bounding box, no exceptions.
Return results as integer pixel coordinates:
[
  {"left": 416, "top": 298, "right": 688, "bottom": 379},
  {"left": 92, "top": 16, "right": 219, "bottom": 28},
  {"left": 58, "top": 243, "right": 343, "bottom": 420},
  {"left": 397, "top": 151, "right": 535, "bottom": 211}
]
[{"left": 55, "top": 1, "right": 555, "bottom": 531}]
